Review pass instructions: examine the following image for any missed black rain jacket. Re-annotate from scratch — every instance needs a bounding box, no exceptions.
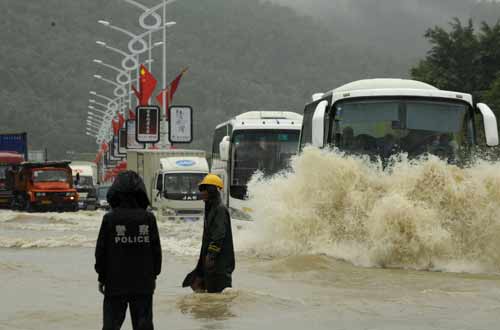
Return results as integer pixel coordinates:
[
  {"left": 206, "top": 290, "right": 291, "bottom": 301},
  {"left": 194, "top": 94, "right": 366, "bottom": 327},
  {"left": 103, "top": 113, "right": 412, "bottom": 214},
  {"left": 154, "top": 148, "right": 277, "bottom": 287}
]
[
  {"left": 95, "top": 171, "right": 162, "bottom": 296},
  {"left": 195, "top": 193, "right": 235, "bottom": 278}
]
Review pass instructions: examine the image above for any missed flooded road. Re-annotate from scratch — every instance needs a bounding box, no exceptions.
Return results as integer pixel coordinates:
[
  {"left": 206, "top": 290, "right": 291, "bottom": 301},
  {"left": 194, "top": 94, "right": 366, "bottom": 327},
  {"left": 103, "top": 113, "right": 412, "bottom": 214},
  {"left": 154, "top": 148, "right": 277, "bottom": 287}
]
[
  {"left": 1, "top": 210, "right": 500, "bottom": 330},
  {"left": 2, "top": 150, "right": 500, "bottom": 329}
]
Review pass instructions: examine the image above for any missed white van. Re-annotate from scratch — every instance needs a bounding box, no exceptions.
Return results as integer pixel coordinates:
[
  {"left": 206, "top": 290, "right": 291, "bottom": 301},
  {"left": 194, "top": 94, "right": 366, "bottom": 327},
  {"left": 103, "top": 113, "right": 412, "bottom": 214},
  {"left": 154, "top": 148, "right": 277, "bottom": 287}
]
[
  {"left": 127, "top": 149, "right": 209, "bottom": 221},
  {"left": 70, "top": 161, "right": 98, "bottom": 210}
]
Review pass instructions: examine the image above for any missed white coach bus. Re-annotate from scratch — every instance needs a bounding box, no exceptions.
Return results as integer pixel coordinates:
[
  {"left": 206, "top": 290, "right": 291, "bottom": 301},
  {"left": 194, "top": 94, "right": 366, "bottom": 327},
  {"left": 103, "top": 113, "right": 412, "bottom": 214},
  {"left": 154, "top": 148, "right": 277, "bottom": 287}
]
[
  {"left": 300, "top": 78, "right": 498, "bottom": 163},
  {"left": 211, "top": 111, "right": 303, "bottom": 220}
]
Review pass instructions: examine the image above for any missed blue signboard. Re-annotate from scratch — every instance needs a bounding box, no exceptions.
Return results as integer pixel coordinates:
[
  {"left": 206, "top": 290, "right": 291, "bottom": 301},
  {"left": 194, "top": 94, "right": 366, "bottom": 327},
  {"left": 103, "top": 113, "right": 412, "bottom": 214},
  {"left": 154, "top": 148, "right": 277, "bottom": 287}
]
[
  {"left": 176, "top": 160, "right": 195, "bottom": 167},
  {"left": 0, "top": 133, "right": 28, "bottom": 160}
]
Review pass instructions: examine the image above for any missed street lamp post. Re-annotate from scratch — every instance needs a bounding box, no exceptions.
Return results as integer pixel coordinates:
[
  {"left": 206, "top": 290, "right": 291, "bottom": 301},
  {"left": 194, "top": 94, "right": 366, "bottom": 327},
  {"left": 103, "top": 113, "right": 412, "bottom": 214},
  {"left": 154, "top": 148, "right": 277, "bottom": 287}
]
[
  {"left": 97, "top": 17, "right": 175, "bottom": 136},
  {"left": 95, "top": 40, "right": 163, "bottom": 110},
  {"left": 88, "top": 112, "right": 113, "bottom": 123},
  {"left": 89, "top": 99, "right": 126, "bottom": 113},
  {"left": 90, "top": 1, "right": 178, "bottom": 152},
  {"left": 88, "top": 105, "right": 114, "bottom": 116},
  {"left": 93, "top": 74, "right": 128, "bottom": 99},
  {"left": 123, "top": 1, "right": 178, "bottom": 148},
  {"left": 93, "top": 59, "right": 131, "bottom": 85},
  {"left": 89, "top": 91, "right": 118, "bottom": 110}
]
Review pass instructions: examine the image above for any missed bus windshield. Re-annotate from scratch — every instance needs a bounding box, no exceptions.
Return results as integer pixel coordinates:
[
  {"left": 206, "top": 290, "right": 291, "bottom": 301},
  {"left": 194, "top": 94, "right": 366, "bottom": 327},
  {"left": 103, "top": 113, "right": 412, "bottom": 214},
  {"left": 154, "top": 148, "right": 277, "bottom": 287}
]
[
  {"left": 333, "top": 99, "right": 469, "bottom": 160},
  {"left": 231, "top": 130, "right": 300, "bottom": 187}
]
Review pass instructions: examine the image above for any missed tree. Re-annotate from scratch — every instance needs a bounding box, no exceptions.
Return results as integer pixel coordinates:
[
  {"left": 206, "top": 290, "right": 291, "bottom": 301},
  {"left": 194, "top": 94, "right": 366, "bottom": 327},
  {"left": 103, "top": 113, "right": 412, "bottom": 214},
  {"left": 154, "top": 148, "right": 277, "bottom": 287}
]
[
  {"left": 412, "top": 16, "right": 500, "bottom": 156},
  {"left": 411, "top": 19, "right": 482, "bottom": 95},
  {"left": 411, "top": 18, "right": 500, "bottom": 111}
]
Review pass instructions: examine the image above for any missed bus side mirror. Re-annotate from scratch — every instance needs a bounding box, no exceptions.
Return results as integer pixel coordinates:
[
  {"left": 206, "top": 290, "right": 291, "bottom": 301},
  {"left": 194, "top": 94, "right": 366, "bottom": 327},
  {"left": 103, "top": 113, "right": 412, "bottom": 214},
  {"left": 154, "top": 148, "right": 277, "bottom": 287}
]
[
  {"left": 312, "top": 100, "right": 328, "bottom": 148},
  {"left": 220, "top": 136, "right": 230, "bottom": 161},
  {"left": 477, "top": 103, "right": 499, "bottom": 146},
  {"left": 155, "top": 174, "right": 163, "bottom": 194}
]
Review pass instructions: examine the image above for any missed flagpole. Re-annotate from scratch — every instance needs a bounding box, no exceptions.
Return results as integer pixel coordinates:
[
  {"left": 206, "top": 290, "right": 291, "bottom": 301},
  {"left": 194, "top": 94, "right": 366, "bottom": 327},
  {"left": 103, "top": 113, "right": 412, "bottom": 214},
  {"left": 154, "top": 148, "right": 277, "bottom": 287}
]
[
  {"left": 128, "top": 71, "right": 132, "bottom": 117},
  {"left": 162, "top": 0, "right": 169, "bottom": 147},
  {"left": 136, "top": 54, "right": 140, "bottom": 109}
]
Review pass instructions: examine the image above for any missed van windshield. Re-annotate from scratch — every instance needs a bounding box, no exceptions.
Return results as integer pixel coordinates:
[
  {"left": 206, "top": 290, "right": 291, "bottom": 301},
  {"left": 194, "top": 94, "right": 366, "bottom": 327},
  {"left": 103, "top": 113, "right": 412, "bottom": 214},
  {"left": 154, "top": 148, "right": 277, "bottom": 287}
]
[
  {"left": 76, "top": 176, "right": 93, "bottom": 186},
  {"left": 164, "top": 173, "right": 206, "bottom": 194}
]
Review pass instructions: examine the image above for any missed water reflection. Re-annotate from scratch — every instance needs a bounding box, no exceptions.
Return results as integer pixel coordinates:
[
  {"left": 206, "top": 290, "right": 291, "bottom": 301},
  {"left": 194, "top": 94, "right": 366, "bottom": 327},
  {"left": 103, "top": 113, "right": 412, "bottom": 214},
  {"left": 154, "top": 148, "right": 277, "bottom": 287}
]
[{"left": 177, "top": 291, "right": 237, "bottom": 321}]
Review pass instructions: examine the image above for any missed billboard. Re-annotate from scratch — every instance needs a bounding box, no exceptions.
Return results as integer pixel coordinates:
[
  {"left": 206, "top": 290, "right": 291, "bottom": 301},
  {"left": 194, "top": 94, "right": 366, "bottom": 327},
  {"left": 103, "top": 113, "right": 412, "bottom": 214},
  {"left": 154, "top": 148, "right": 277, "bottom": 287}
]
[
  {"left": 168, "top": 105, "right": 193, "bottom": 143},
  {"left": 126, "top": 120, "right": 145, "bottom": 150},
  {"left": 110, "top": 136, "right": 124, "bottom": 159},
  {"left": 0, "top": 133, "right": 28, "bottom": 160},
  {"left": 136, "top": 105, "right": 160, "bottom": 143},
  {"left": 118, "top": 129, "right": 127, "bottom": 155}
]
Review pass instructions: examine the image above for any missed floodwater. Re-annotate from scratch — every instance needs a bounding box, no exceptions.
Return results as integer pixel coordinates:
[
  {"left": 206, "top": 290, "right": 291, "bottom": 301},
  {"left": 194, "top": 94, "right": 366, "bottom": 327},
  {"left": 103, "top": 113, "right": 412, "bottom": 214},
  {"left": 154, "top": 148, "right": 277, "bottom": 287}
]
[{"left": 2, "top": 149, "right": 500, "bottom": 329}]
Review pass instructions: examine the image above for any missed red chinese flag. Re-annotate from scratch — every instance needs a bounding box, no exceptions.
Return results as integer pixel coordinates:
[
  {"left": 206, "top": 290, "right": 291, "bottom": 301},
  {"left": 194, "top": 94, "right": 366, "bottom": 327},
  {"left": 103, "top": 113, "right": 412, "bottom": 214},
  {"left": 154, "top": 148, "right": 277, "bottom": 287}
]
[
  {"left": 128, "top": 109, "right": 136, "bottom": 120},
  {"left": 94, "top": 152, "right": 101, "bottom": 164},
  {"left": 156, "top": 67, "right": 188, "bottom": 117},
  {"left": 139, "top": 64, "right": 157, "bottom": 105},
  {"left": 112, "top": 119, "right": 120, "bottom": 135},
  {"left": 156, "top": 87, "right": 170, "bottom": 111},
  {"left": 131, "top": 85, "right": 141, "bottom": 100},
  {"left": 118, "top": 112, "right": 125, "bottom": 129}
]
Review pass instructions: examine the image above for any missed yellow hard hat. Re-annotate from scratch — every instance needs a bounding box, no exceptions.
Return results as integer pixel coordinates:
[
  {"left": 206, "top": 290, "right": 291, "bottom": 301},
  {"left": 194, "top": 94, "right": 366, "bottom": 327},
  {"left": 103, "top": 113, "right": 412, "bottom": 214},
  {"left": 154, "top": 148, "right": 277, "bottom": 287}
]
[{"left": 199, "top": 174, "right": 223, "bottom": 189}]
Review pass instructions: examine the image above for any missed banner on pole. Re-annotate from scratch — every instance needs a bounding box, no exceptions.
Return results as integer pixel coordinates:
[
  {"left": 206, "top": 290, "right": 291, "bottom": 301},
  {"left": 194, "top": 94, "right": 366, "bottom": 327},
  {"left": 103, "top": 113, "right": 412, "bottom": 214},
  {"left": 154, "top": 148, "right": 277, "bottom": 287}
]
[
  {"left": 118, "top": 128, "right": 127, "bottom": 155},
  {"left": 136, "top": 105, "right": 160, "bottom": 143},
  {"left": 125, "top": 120, "right": 145, "bottom": 150},
  {"left": 110, "top": 136, "right": 124, "bottom": 159},
  {"left": 168, "top": 105, "right": 193, "bottom": 143}
]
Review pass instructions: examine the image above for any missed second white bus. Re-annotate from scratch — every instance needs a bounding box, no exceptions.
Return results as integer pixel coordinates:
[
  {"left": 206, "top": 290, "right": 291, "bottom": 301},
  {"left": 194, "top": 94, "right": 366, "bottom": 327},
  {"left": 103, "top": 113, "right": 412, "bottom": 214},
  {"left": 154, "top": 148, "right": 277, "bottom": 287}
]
[{"left": 211, "top": 111, "right": 303, "bottom": 220}]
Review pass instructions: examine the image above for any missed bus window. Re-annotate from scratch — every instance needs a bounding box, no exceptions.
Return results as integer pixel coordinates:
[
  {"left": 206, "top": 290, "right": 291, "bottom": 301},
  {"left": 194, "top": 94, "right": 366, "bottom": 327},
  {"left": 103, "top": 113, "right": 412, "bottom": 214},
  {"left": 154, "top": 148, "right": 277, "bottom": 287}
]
[
  {"left": 212, "top": 125, "right": 227, "bottom": 159},
  {"left": 299, "top": 103, "right": 316, "bottom": 151},
  {"left": 231, "top": 130, "right": 300, "bottom": 189}
]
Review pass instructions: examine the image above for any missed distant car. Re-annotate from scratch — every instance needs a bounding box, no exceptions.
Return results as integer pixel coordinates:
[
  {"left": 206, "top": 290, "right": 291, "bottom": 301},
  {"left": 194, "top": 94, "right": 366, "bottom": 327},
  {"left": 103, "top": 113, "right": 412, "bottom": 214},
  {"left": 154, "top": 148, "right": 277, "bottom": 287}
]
[{"left": 96, "top": 185, "right": 111, "bottom": 210}]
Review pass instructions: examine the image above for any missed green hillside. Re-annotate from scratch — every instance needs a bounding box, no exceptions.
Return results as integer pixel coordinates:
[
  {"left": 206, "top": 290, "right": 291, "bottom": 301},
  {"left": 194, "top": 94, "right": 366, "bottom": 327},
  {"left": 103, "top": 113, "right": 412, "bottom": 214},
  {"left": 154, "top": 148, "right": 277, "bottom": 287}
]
[{"left": 0, "top": 0, "right": 497, "bottom": 158}]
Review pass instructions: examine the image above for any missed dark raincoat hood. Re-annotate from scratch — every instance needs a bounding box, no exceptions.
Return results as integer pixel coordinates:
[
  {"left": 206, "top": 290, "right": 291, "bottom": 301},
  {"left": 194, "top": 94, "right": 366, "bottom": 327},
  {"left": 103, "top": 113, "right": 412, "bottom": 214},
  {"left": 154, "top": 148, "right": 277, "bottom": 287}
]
[{"left": 106, "top": 171, "right": 150, "bottom": 209}]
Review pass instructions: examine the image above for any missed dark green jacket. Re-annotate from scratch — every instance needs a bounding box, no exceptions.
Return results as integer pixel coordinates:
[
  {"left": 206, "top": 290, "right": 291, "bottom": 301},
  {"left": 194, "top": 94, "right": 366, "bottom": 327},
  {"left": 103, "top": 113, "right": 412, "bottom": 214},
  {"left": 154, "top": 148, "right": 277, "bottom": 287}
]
[{"left": 198, "top": 196, "right": 235, "bottom": 276}]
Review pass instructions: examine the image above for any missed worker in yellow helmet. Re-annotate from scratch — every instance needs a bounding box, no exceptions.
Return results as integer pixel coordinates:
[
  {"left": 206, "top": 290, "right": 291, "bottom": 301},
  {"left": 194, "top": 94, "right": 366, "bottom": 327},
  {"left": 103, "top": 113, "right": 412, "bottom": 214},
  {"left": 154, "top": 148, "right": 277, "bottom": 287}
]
[{"left": 182, "top": 174, "right": 235, "bottom": 293}]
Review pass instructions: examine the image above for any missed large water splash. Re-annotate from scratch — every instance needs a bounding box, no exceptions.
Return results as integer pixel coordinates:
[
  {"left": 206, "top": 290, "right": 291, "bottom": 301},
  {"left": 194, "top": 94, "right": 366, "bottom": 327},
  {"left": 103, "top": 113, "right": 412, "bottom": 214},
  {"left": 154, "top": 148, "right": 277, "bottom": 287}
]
[{"left": 243, "top": 147, "right": 500, "bottom": 273}]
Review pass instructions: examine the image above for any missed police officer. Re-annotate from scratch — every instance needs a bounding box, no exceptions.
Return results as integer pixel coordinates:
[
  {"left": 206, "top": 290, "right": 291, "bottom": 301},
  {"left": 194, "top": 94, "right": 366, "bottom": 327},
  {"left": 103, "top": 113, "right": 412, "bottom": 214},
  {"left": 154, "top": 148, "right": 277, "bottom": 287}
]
[
  {"left": 183, "top": 174, "right": 235, "bottom": 293},
  {"left": 95, "top": 171, "right": 162, "bottom": 330}
]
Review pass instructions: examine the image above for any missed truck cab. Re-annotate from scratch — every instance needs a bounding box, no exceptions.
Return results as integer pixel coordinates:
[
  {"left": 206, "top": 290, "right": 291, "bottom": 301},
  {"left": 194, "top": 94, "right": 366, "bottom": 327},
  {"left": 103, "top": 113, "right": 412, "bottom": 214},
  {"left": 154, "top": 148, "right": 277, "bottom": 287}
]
[
  {"left": 153, "top": 155, "right": 209, "bottom": 221},
  {"left": 70, "top": 161, "right": 98, "bottom": 210},
  {"left": 0, "top": 152, "right": 24, "bottom": 207},
  {"left": 10, "top": 161, "right": 78, "bottom": 212},
  {"left": 127, "top": 149, "right": 209, "bottom": 221}
]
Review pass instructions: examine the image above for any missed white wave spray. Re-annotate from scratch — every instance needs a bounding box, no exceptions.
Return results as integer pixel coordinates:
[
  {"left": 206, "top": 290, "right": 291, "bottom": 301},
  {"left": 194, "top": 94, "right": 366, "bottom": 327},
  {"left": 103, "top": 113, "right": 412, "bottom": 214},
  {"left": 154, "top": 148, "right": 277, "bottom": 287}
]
[{"left": 243, "top": 147, "right": 500, "bottom": 274}]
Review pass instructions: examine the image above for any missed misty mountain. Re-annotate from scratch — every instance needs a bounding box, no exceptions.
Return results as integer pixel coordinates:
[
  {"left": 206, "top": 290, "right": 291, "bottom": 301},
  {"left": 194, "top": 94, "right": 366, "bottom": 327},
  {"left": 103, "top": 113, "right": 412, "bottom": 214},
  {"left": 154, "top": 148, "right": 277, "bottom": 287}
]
[
  {"left": 0, "top": 0, "right": 498, "bottom": 158},
  {"left": 272, "top": 0, "right": 488, "bottom": 54}
]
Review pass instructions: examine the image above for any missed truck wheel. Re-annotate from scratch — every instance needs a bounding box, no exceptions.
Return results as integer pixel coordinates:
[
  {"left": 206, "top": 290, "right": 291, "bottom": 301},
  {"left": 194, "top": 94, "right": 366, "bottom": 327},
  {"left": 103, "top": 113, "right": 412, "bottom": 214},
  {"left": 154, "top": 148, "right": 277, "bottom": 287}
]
[
  {"left": 10, "top": 198, "right": 18, "bottom": 211},
  {"left": 25, "top": 199, "right": 34, "bottom": 213}
]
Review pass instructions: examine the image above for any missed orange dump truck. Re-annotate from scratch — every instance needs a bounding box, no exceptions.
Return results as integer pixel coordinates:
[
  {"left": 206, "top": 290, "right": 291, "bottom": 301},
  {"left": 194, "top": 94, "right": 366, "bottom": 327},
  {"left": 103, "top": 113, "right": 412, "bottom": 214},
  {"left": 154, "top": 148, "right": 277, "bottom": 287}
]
[
  {"left": 0, "top": 152, "right": 25, "bottom": 207},
  {"left": 9, "top": 161, "right": 78, "bottom": 212}
]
